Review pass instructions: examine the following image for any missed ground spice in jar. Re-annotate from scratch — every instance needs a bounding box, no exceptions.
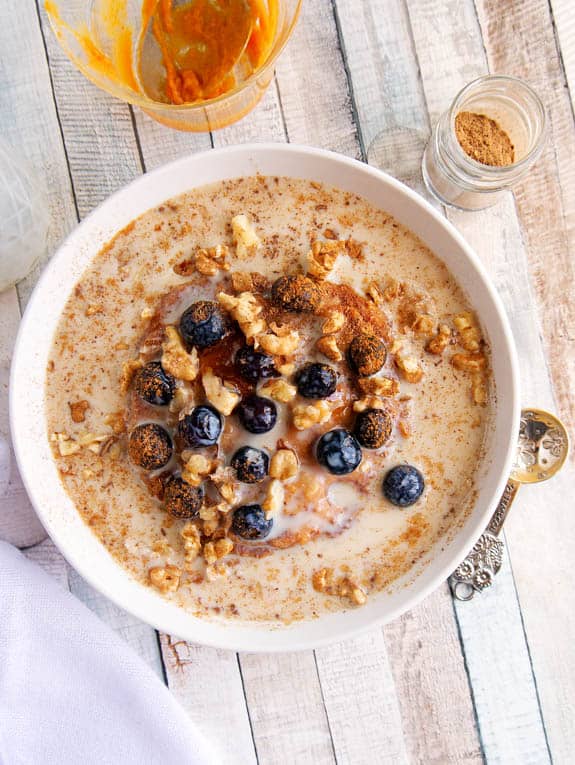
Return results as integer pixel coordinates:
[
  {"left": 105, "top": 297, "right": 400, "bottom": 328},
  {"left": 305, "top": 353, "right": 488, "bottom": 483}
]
[{"left": 455, "top": 111, "right": 515, "bottom": 166}]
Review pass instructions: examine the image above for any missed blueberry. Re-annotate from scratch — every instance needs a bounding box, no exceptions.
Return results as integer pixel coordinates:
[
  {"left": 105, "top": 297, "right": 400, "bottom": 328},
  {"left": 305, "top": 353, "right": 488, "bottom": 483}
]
[
  {"left": 231, "top": 446, "right": 269, "bottom": 483},
  {"left": 178, "top": 405, "right": 222, "bottom": 448},
  {"left": 383, "top": 465, "right": 424, "bottom": 507},
  {"left": 348, "top": 333, "right": 387, "bottom": 376},
  {"left": 133, "top": 362, "right": 176, "bottom": 406},
  {"left": 271, "top": 275, "right": 321, "bottom": 313},
  {"left": 235, "top": 346, "right": 279, "bottom": 382},
  {"left": 237, "top": 394, "right": 277, "bottom": 434},
  {"left": 179, "top": 300, "right": 228, "bottom": 349},
  {"left": 296, "top": 362, "right": 338, "bottom": 399},
  {"left": 164, "top": 475, "right": 203, "bottom": 519},
  {"left": 354, "top": 408, "right": 393, "bottom": 449},
  {"left": 128, "top": 423, "right": 173, "bottom": 470},
  {"left": 316, "top": 429, "right": 362, "bottom": 475},
  {"left": 231, "top": 504, "right": 273, "bottom": 540}
]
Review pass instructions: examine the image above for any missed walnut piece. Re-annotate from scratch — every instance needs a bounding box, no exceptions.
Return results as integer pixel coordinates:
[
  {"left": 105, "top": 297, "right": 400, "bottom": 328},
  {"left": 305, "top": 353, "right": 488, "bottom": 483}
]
[
  {"left": 316, "top": 335, "right": 342, "bottom": 361},
  {"left": 119, "top": 358, "right": 143, "bottom": 394},
  {"left": 471, "top": 373, "right": 487, "bottom": 405},
  {"left": 259, "top": 328, "right": 300, "bottom": 356},
  {"left": 195, "top": 245, "right": 230, "bottom": 276},
  {"left": 259, "top": 378, "right": 297, "bottom": 403},
  {"left": 161, "top": 326, "right": 199, "bottom": 381},
  {"left": 292, "top": 401, "right": 332, "bottom": 430},
  {"left": 395, "top": 354, "right": 424, "bottom": 383},
  {"left": 52, "top": 433, "right": 81, "bottom": 457},
  {"left": 202, "top": 369, "right": 241, "bottom": 416},
  {"left": 322, "top": 311, "right": 345, "bottom": 334},
  {"left": 262, "top": 479, "right": 285, "bottom": 517},
  {"left": 69, "top": 400, "right": 89, "bottom": 423},
  {"left": 149, "top": 565, "right": 181, "bottom": 593},
  {"left": 412, "top": 314, "right": 435, "bottom": 336},
  {"left": 358, "top": 376, "right": 400, "bottom": 397},
  {"left": 204, "top": 538, "right": 234, "bottom": 564},
  {"left": 312, "top": 568, "right": 367, "bottom": 606},
  {"left": 277, "top": 362, "right": 295, "bottom": 376},
  {"left": 366, "top": 281, "right": 383, "bottom": 304},
  {"left": 182, "top": 454, "right": 214, "bottom": 487},
  {"left": 451, "top": 352, "right": 486, "bottom": 372},
  {"left": 181, "top": 523, "right": 201, "bottom": 567},
  {"left": 270, "top": 449, "right": 299, "bottom": 480},
  {"left": 353, "top": 395, "right": 385, "bottom": 412},
  {"left": 104, "top": 411, "right": 125, "bottom": 434},
  {"left": 217, "top": 291, "right": 267, "bottom": 343},
  {"left": 426, "top": 323, "right": 452, "bottom": 355},
  {"left": 306, "top": 240, "right": 343, "bottom": 280},
  {"left": 232, "top": 214, "right": 261, "bottom": 259},
  {"left": 454, "top": 313, "right": 482, "bottom": 352}
]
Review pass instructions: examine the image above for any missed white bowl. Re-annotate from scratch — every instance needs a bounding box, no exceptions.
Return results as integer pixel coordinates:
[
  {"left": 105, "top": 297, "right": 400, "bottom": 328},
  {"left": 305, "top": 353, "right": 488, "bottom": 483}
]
[{"left": 10, "top": 144, "right": 520, "bottom": 651}]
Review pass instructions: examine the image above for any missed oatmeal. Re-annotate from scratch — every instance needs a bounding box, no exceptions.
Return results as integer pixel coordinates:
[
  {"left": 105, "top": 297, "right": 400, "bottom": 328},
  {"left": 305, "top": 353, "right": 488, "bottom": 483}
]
[{"left": 45, "top": 176, "right": 492, "bottom": 624}]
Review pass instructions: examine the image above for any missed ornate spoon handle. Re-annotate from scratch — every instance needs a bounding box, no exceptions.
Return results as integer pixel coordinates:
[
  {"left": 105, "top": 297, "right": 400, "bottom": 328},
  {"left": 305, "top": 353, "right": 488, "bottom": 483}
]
[{"left": 449, "top": 479, "right": 520, "bottom": 601}]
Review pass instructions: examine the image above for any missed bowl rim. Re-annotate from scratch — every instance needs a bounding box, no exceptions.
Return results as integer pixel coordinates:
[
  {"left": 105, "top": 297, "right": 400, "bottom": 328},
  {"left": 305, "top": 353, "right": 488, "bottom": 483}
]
[{"left": 10, "top": 143, "right": 520, "bottom": 651}]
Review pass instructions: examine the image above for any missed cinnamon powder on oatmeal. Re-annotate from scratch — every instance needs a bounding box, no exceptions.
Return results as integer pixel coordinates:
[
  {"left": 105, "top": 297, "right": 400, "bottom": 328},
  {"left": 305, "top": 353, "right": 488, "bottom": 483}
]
[{"left": 455, "top": 111, "right": 515, "bottom": 167}]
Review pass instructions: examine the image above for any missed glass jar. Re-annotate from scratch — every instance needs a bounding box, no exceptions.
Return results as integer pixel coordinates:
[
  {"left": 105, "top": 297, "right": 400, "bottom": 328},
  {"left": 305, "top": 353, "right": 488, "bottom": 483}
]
[{"left": 422, "top": 75, "right": 546, "bottom": 210}]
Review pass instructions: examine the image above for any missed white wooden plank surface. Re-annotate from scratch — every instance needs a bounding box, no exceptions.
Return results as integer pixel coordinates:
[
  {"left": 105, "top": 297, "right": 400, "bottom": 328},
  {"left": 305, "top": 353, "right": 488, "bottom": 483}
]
[{"left": 551, "top": 0, "right": 575, "bottom": 110}]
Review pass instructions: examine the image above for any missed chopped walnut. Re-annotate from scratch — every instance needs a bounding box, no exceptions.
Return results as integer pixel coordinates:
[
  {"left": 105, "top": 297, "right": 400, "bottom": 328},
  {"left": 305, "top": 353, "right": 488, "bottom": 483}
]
[
  {"left": 292, "top": 400, "right": 332, "bottom": 430},
  {"left": 412, "top": 314, "right": 435, "bottom": 336},
  {"left": 169, "top": 386, "right": 195, "bottom": 416},
  {"left": 471, "top": 373, "right": 487, "bottom": 405},
  {"left": 340, "top": 580, "right": 367, "bottom": 606},
  {"left": 426, "top": 324, "right": 452, "bottom": 355},
  {"left": 312, "top": 567, "right": 366, "bottom": 606},
  {"left": 181, "top": 523, "right": 201, "bottom": 567},
  {"left": 204, "top": 538, "right": 234, "bottom": 564},
  {"left": 389, "top": 338, "right": 403, "bottom": 355},
  {"left": 301, "top": 472, "right": 323, "bottom": 501},
  {"left": 277, "top": 362, "right": 295, "bottom": 376},
  {"left": 395, "top": 354, "right": 424, "bottom": 383},
  {"left": 259, "top": 378, "right": 297, "bottom": 403},
  {"left": 262, "top": 479, "right": 285, "bottom": 518},
  {"left": 202, "top": 369, "right": 241, "bottom": 415},
  {"left": 312, "top": 567, "right": 334, "bottom": 592},
  {"left": 231, "top": 271, "right": 254, "bottom": 292},
  {"left": 104, "top": 411, "right": 125, "bottom": 435},
  {"left": 210, "top": 465, "right": 238, "bottom": 504},
  {"left": 149, "top": 565, "right": 181, "bottom": 593},
  {"left": 270, "top": 449, "right": 299, "bottom": 480},
  {"left": 322, "top": 311, "right": 345, "bottom": 334},
  {"left": 218, "top": 291, "right": 267, "bottom": 343},
  {"left": 194, "top": 245, "right": 230, "bottom": 276},
  {"left": 52, "top": 433, "right": 81, "bottom": 457},
  {"left": 268, "top": 321, "right": 292, "bottom": 337},
  {"left": 353, "top": 395, "right": 385, "bottom": 412},
  {"left": 382, "top": 278, "right": 404, "bottom": 302},
  {"left": 358, "top": 376, "right": 400, "bottom": 397},
  {"left": 451, "top": 352, "right": 486, "bottom": 372},
  {"left": 398, "top": 420, "right": 411, "bottom": 438},
  {"left": 69, "top": 400, "right": 89, "bottom": 423},
  {"left": 161, "top": 326, "right": 199, "bottom": 381},
  {"left": 306, "top": 240, "right": 343, "bottom": 280},
  {"left": 259, "top": 328, "right": 300, "bottom": 356},
  {"left": 182, "top": 454, "right": 214, "bottom": 487},
  {"left": 454, "top": 313, "right": 482, "bottom": 352},
  {"left": 119, "top": 358, "right": 143, "bottom": 394},
  {"left": 232, "top": 214, "right": 261, "bottom": 259},
  {"left": 140, "top": 306, "right": 154, "bottom": 320},
  {"left": 316, "top": 335, "right": 342, "bottom": 361}
]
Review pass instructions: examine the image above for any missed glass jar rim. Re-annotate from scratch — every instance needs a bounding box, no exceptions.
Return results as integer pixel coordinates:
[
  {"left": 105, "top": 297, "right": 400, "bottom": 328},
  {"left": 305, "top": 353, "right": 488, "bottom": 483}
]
[{"left": 447, "top": 74, "right": 547, "bottom": 175}]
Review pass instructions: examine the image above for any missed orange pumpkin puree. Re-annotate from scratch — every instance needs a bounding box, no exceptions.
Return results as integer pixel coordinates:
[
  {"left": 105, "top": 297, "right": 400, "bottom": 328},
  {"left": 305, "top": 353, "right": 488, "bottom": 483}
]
[{"left": 45, "top": 0, "right": 277, "bottom": 105}]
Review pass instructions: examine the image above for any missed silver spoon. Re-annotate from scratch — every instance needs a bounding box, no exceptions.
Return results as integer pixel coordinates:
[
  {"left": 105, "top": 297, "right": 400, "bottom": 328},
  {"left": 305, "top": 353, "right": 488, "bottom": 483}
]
[{"left": 450, "top": 408, "right": 570, "bottom": 601}]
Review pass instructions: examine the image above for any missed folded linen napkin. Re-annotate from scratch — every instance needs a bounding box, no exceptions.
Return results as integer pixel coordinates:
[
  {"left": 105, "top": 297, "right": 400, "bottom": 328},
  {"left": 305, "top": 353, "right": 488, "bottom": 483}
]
[{"left": 0, "top": 540, "right": 215, "bottom": 764}]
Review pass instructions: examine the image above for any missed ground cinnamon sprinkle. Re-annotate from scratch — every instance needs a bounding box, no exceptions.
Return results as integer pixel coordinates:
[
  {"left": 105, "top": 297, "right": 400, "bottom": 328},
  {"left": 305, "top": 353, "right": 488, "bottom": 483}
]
[{"left": 455, "top": 111, "right": 515, "bottom": 167}]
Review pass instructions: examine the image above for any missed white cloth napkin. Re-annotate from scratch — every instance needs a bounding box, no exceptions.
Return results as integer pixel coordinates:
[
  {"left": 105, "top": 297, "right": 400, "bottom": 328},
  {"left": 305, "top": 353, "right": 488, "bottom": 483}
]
[{"left": 0, "top": 540, "right": 215, "bottom": 765}]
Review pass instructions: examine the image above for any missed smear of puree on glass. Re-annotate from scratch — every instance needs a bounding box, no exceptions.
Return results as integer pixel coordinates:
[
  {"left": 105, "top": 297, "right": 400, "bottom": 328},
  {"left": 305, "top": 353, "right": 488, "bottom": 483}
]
[{"left": 44, "top": 0, "right": 278, "bottom": 105}]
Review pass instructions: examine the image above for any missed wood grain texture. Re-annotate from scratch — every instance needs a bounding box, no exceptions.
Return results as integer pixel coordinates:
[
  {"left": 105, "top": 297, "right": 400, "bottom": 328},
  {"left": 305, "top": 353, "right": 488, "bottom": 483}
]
[
  {"left": 239, "top": 651, "right": 335, "bottom": 764},
  {"left": 551, "top": 0, "right": 575, "bottom": 110},
  {"left": 384, "top": 586, "right": 483, "bottom": 765},
  {"left": 475, "top": 0, "right": 575, "bottom": 442},
  {"left": 158, "top": 637, "right": 257, "bottom": 765},
  {"left": 315, "top": 630, "right": 409, "bottom": 765}
]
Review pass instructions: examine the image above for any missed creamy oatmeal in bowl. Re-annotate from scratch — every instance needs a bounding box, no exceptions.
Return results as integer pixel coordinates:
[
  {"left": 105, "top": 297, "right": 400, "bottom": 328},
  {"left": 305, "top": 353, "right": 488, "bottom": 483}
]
[{"left": 11, "top": 145, "right": 519, "bottom": 650}]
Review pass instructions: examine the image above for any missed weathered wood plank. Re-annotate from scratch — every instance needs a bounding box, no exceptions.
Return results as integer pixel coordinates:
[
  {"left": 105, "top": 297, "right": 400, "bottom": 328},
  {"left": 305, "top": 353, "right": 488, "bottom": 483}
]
[
  {"left": 158, "top": 637, "right": 257, "bottom": 765},
  {"left": 240, "top": 651, "right": 335, "bottom": 764},
  {"left": 475, "top": 0, "right": 575, "bottom": 441},
  {"left": 315, "top": 631, "right": 409, "bottom": 765},
  {"left": 550, "top": 0, "right": 575, "bottom": 110}
]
